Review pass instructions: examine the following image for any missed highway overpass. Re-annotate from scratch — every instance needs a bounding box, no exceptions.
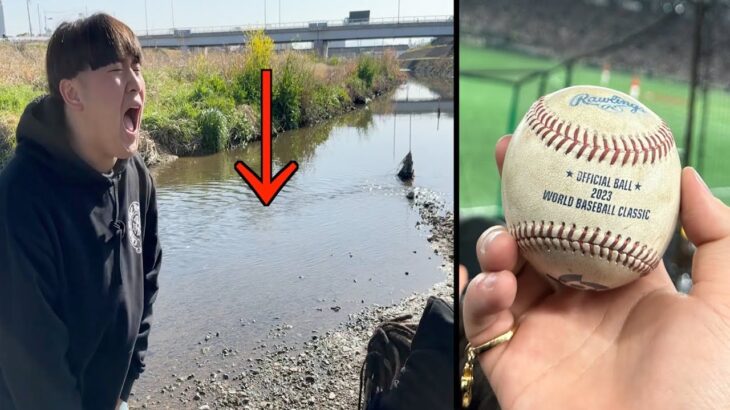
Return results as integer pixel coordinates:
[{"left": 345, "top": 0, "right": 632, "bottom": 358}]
[
  {"left": 328, "top": 44, "right": 410, "bottom": 58},
  {"left": 137, "top": 15, "right": 453, "bottom": 57}
]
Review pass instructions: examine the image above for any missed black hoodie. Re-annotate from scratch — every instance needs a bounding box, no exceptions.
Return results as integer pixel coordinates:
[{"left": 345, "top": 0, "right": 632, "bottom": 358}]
[{"left": 0, "top": 95, "right": 162, "bottom": 409}]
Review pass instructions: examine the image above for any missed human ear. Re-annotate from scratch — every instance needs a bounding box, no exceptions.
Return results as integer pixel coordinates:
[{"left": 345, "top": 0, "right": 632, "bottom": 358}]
[{"left": 59, "top": 78, "right": 84, "bottom": 111}]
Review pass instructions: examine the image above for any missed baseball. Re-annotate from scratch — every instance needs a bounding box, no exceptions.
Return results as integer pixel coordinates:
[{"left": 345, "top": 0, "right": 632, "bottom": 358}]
[{"left": 501, "top": 85, "right": 681, "bottom": 290}]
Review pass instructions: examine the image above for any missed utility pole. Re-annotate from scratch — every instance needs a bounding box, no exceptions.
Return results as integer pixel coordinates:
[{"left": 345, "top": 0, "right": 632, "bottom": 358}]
[
  {"left": 278, "top": 0, "right": 281, "bottom": 25},
  {"left": 145, "top": 0, "right": 149, "bottom": 35},
  {"left": 171, "top": 0, "right": 175, "bottom": 29},
  {"left": 36, "top": 3, "right": 41, "bottom": 35},
  {"left": 0, "top": 0, "right": 6, "bottom": 38},
  {"left": 397, "top": 0, "right": 401, "bottom": 23},
  {"left": 264, "top": 0, "right": 267, "bottom": 27},
  {"left": 26, "top": 0, "right": 33, "bottom": 36}
]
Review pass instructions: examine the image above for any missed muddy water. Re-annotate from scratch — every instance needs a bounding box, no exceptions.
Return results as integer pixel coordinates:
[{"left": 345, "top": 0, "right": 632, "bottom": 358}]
[{"left": 136, "top": 79, "right": 453, "bottom": 389}]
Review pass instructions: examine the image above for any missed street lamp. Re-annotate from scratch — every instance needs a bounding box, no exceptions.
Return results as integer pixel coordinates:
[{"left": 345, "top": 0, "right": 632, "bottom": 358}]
[
  {"left": 26, "top": 0, "right": 33, "bottom": 36},
  {"left": 144, "top": 0, "right": 149, "bottom": 35}
]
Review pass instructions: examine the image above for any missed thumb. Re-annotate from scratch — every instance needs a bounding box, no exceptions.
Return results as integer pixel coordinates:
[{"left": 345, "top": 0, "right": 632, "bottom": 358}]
[{"left": 681, "top": 167, "right": 730, "bottom": 304}]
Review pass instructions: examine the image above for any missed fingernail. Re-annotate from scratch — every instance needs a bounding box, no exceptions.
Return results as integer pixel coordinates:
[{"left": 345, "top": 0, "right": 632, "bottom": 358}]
[
  {"left": 476, "top": 226, "right": 505, "bottom": 256},
  {"left": 691, "top": 167, "right": 711, "bottom": 195},
  {"left": 479, "top": 273, "right": 498, "bottom": 291}
]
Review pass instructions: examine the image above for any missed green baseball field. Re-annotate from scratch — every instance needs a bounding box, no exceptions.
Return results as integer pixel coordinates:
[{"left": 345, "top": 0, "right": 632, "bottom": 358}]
[{"left": 460, "top": 44, "right": 730, "bottom": 216}]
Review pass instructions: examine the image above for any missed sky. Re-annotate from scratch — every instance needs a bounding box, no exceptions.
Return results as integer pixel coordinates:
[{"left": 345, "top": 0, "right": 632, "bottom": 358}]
[{"left": 1, "top": 0, "right": 453, "bottom": 36}]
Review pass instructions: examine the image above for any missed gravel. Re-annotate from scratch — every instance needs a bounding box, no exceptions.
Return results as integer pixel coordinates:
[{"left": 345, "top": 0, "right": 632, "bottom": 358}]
[{"left": 128, "top": 190, "right": 453, "bottom": 409}]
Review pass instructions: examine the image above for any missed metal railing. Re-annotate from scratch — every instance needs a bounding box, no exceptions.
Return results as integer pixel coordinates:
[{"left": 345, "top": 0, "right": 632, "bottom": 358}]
[{"left": 137, "top": 15, "right": 453, "bottom": 37}]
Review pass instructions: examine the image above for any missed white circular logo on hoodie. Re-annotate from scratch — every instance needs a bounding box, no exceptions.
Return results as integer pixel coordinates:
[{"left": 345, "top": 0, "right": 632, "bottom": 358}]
[{"left": 128, "top": 202, "right": 142, "bottom": 254}]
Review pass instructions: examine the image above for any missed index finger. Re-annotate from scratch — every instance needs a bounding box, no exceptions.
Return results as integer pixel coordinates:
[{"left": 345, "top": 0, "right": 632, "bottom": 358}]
[
  {"left": 459, "top": 264, "right": 469, "bottom": 297},
  {"left": 495, "top": 135, "right": 512, "bottom": 177}
]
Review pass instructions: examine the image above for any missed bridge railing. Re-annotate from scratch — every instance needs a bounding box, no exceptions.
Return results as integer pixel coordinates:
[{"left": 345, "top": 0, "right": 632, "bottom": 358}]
[{"left": 137, "top": 15, "right": 453, "bottom": 37}]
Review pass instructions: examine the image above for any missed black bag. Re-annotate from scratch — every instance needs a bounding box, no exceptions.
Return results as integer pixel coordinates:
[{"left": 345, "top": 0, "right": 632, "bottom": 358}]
[{"left": 359, "top": 296, "right": 454, "bottom": 410}]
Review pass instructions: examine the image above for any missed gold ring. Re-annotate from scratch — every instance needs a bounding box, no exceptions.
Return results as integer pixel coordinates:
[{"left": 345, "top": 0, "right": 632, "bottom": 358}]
[
  {"left": 470, "top": 325, "right": 517, "bottom": 355},
  {"left": 461, "top": 325, "right": 518, "bottom": 408}
]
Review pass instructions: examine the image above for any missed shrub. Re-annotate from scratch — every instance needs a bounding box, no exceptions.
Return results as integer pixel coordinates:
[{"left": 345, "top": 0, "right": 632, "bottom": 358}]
[
  {"left": 356, "top": 54, "right": 378, "bottom": 88},
  {"left": 191, "top": 73, "right": 227, "bottom": 102},
  {"left": 143, "top": 113, "right": 198, "bottom": 156},
  {"left": 189, "top": 73, "right": 236, "bottom": 114},
  {"left": 198, "top": 108, "right": 229, "bottom": 153},
  {"left": 232, "top": 30, "right": 274, "bottom": 105},
  {"left": 246, "top": 30, "right": 274, "bottom": 71},
  {"left": 200, "top": 95, "right": 236, "bottom": 115},
  {"left": 231, "top": 82, "right": 249, "bottom": 106},
  {"left": 371, "top": 50, "right": 404, "bottom": 93},
  {"left": 148, "top": 78, "right": 197, "bottom": 121},
  {"left": 273, "top": 55, "right": 304, "bottom": 130},
  {"left": 345, "top": 76, "right": 368, "bottom": 104},
  {"left": 228, "top": 106, "right": 256, "bottom": 147},
  {"left": 335, "top": 85, "right": 351, "bottom": 105},
  {"left": 170, "top": 100, "right": 198, "bottom": 120},
  {"left": 301, "top": 83, "right": 345, "bottom": 124}
]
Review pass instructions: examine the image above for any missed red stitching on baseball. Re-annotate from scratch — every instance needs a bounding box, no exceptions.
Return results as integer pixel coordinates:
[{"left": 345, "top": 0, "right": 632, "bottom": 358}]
[
  {"left": 555, "top": 136, "right": 570, "bottom": 151},
  {"left": 637, "top": 137, "right": 647, "bottom": 164},
  {"left": 565, "top": 140, "right": 578, "bottom": 155},
  {"left": 509, "top": 221, "right": 660, "bottom": 276},
  {"left": 525, "top": 97, "right": 675, "bottom": 165},
  {"left": 630, "top": 138, "right": 639, "bottom": 166}
]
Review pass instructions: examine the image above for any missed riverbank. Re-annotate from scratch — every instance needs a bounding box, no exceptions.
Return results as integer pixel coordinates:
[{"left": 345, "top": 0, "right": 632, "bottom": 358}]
[
  {"left": 0, "top": 34, "right": 405, "bottom": 168},
  {"left": 127, "top": 190, "right": 454, "bottom": 409},
  {"left": 399, "top": 43, "right": 454, "bottom": 79},
  {"left": 407, "top": 57, "right": 454, "bottom": 79}
]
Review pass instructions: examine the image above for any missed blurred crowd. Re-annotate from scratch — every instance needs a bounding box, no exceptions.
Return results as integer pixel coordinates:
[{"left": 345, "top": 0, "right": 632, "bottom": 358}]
[{"left": 461, "top": 0, "right": 730, "bottom": 88}]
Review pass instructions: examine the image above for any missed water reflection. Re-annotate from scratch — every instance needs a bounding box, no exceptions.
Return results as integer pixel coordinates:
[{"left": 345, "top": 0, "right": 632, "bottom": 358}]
[{"left": 392, "top": 79, "right": 453, "bottom": 101}]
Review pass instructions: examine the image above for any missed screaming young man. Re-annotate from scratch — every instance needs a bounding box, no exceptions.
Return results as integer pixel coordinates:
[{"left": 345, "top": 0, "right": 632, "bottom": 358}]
[{"left": 0, "top": 14, "right": 161, "bottom": 410}]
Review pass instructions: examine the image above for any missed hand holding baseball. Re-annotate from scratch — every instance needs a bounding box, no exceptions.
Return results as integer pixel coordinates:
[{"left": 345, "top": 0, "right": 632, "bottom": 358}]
[{"left": 462, "top": 135, "right": 730, "bottom": 409}]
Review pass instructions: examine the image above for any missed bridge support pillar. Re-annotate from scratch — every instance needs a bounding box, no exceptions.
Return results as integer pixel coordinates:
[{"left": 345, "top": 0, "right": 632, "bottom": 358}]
[{"left": 313, "top": 39, "right": 329, "bottom": 58}]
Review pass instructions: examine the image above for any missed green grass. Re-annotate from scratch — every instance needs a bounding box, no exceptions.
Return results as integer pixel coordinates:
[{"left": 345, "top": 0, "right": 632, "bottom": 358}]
[
  {"left": 0, "top": 42, "right": 404, "bottom": 162},
  {"left": 460, "top": 45, "right": 730, "bottom": 213},
  {"left": 0, "top": 84, "right": 40, "bottom": 117},
  {"left": 0, "top": 35, "right": 406, "bottom": 167}
]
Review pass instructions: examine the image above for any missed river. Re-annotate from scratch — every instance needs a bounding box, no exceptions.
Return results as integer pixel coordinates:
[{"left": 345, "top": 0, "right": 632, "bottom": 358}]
[{"left": 134, "top": 78, "right": 453, "bottom": 396}]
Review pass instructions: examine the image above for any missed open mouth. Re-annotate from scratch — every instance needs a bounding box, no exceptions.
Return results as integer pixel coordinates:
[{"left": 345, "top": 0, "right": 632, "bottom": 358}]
[{"left": 123, "top": 106, "right": 141, "bottom": 133}]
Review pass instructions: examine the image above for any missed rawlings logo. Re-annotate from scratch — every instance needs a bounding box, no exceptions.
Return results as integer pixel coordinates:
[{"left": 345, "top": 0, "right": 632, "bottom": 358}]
[{"left": 569, "top": 93, "right": 645, "bottom": 114}]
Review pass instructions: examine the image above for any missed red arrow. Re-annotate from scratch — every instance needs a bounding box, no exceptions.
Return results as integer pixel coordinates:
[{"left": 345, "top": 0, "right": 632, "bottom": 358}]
[{"left": 234, "top": 69, "right": 298, "bottom": 206}]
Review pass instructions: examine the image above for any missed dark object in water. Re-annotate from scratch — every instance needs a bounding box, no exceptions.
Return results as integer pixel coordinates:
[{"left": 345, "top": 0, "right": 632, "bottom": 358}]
[{"left": 397, "top": 152, "right": 414, "bottom": 181}]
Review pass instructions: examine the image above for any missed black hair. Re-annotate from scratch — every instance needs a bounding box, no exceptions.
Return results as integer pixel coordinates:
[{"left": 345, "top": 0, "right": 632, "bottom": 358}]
[{"left": 46, "top": 13, "right": 143, "bottom": 100}]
